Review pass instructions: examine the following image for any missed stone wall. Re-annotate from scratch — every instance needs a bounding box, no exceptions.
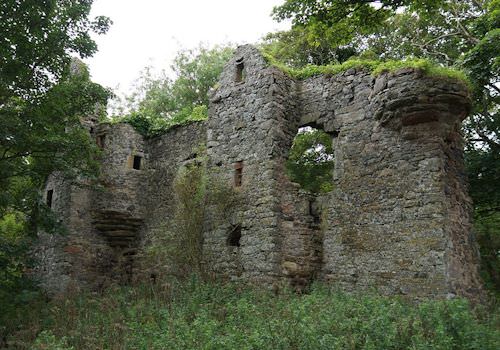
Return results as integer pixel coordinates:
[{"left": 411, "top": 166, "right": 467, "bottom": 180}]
[
  {"left": 36, "top": 45, "right": 483, "bottom": 300},
  {"left": 35, "top": 120, "right": 208, "bottom": 290},
  {"left": 34, "top": 171, "right": 113, "bottom": 294},
  {"left": 311, "top": 69, "right": 477, "bottom": 298},
  {"left": 203, "top": 49, "right": 302, "bottom": 283},
  {"left": 202, "top": 45, "right": 482, "bottom": 298},
  {"left": 142, "top": 122, "right": 207, "bottom": 237},
  {"left": 34, "top": 172, "right": 73, "bottom": 294}
]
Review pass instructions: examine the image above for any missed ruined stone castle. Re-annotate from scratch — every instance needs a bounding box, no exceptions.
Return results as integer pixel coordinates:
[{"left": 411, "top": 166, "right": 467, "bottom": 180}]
[{"left": 36, "top": 45, "right": 484, "bottom": 299}]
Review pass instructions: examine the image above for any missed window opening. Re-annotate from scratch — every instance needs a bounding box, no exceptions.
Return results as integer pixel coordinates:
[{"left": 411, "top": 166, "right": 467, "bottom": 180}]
[
  {"left": 286, "top": 126, "right": 335, "bottom": 193},
  {"left": 133, "top": 155, "right": 142, "bottom": 170},
  {"left": 46, "top": 189, "right": 53, "bottom": 208},
  {"left": 227, "top": 224, "right": 242, "bottom": 247},
  {"left": 309, "top": 200, "right": 321, "bottom": 224},
  {"left": 96, "top": 135, "right": 105, "bottom": 149},
  {"left": 234, "top": 161, "right": 243, "bottom": 187},
  {"left": 235, "top": 59, "right": 245, "bottom": 83}
]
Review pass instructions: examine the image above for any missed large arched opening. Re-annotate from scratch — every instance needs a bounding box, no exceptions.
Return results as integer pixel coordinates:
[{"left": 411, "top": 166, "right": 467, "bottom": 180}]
[{"left": 286, "top": 125, "right": 335, "bottom": 193}]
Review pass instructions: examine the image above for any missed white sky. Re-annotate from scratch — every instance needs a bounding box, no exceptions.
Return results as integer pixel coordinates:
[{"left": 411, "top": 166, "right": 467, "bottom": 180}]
[{"left": 84, "top": 0, "right": 290, "bottom": 96}]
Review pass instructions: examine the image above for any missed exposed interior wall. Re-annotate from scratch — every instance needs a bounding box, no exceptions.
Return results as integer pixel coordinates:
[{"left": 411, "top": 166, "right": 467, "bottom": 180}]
[
  {"left": 34, "top": 172, "right": 113, "bottom": 294},
  {"left": 34, "top": 172, "right": 74, "bottom": 294},
  {"left": 142, "top": 122, "right": 207, "bottom": 237}
]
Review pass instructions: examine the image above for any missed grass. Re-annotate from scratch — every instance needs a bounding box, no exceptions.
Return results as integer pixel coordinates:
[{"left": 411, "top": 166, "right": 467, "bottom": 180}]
[
  {"left": 4, "top": 278, "right": 499, "bottom": 349},
  {"left": 261, "top": 51, "right": 471, "bottom": 87}
]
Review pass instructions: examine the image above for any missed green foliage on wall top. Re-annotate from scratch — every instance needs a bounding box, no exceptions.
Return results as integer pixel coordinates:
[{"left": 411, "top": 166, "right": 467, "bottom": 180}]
[
  {"left": 261, "top": 49, "right": 471, "bottom": 85},
  {"left": 110, "top": 45, "right": 234, "bottom": 137}
]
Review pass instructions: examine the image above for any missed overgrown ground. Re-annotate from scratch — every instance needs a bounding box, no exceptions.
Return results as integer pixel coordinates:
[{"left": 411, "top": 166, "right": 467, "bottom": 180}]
[{"left": 4, "top": 278, "right": 499, "bottom": 350}]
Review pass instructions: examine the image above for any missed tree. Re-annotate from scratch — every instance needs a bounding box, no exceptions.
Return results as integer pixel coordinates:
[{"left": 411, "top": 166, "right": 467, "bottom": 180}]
[
  {"left": 286, "top": 128, "right": 335, "bottom": 193},
  {"left": 262, "top": 25, "right": 359, "bottom": 67},
  {"left": 0, "top": 0, "right": 110, "bottom": 100},
  {"left": 1, "top": 64, "right": 110, "bottom": 238},
  {"left": 1, "top": 0, "right": 111, "bottom": 216},
  {"left": 266, "top": 0, "right": 446, "bottom": 66},
  {"left": 116, "top": 45, "right": 234, "bottom": 137},
  {"left": 0, "top": 0, "right": 111, "bottom": 334},
  {"left": 264, "top": 1, "right": 387, "bottom": 66}
]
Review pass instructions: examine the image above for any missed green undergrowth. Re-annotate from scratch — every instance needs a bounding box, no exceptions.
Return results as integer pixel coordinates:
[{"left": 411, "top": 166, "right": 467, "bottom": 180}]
[
  {"left": 6, "top": 279, "right": 500, "bottom": 349},
  {"left": 261, "top": 51, "right": 471, "bottom": 87}
]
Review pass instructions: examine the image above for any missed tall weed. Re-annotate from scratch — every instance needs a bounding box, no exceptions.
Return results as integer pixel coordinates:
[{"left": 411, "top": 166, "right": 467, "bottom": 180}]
[{"left": 6, "top": 280, "right": 499, "bottom": 349}]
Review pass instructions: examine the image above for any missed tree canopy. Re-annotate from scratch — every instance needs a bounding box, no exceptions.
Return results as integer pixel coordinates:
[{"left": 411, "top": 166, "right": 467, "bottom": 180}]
[
  {"left": 1, "top": 0, "right": 110, "bottom": 100},
  {"left": 1, "top": 0, "right": 111, "bottom": 217},
  {"left": 113, "top": 45, "right": 234, "bottom": 137},
  {"left": 286, "top": 128, "right": 335, "bottom": 193},
  {"left": 0, "top": 0, "right": 111, "bottom": 327}
]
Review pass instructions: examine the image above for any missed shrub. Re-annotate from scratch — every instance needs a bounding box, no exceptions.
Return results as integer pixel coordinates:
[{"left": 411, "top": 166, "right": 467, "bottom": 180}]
[{"left": 31, "top": 331, "right": 74, "bottom": 350}]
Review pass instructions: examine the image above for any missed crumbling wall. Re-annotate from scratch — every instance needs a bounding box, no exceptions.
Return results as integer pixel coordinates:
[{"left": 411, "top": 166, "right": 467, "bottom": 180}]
[
  {"left": 36, "top": 45, "right": 483, "bottom": 299},
  {"left": 278, "top": 178, "right": 324, "bottom": 291},
  {"left": 94, "top": 123, "right": 146, "bottom": 216},
  {"left": 36, "top": 121, "right": 208, "bottom": 290},
  {"left": 204, "top": 45, "right": 482, "bottom": 298},
  {"left": 35, "top": 171, "right": 112, "bottom": 294},
  {"left": 440, "top": 102, "right": 483, "bottom": 300},
  {"left": 34, "top": 173, "right": 73, "bottom": 294},
  {"left": 306, "top": 69, "right": 481, "bottom": 298},
  {"left": 142, "top": 122, "right": 207, "bottom": 237},
  {"left": 91, "top": 123, "right": 147, "bottom": 282},
  {"left": 35, "top": 123, "right": 149, "bottom": 291}
]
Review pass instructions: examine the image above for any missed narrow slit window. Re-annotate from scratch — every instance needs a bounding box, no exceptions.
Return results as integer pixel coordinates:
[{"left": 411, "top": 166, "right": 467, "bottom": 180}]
[
  {"left": 46, "top": 190, "right": 53, "bottom": 208},
  {"left": 227, "top": 225, "right": 242, "bottom": 247},
  {"left": 234, "top": 161, "right": 243, "bottom": 187},
  {"left": 96, "top": 135, "right": 105, "bottom": 149},
  {"left": 235, "top": 59, "right": 245, "bottom": 83},
  {"left": 133, "top": 155, "right": 142, "bottom": 170}
]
